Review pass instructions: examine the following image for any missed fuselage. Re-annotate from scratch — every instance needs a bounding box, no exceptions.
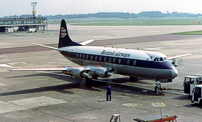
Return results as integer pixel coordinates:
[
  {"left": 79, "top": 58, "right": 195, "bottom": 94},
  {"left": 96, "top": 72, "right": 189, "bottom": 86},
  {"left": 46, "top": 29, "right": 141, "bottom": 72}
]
[{"left": 59, "top": 46, "right": 178, "bottom": 80}]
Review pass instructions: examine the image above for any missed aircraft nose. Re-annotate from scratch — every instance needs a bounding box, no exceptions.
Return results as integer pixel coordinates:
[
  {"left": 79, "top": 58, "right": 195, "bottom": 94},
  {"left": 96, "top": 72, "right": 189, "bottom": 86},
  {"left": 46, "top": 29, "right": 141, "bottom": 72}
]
[{"left": 171, "top": 68, "right": 178, "bottom": 78}]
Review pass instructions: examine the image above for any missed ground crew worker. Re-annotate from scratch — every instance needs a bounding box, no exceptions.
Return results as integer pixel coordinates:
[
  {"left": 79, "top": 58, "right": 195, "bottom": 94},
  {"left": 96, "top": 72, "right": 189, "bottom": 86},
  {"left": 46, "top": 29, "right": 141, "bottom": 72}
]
[{"left": 106, "top": 84, "right": 111, "bottom": 101}]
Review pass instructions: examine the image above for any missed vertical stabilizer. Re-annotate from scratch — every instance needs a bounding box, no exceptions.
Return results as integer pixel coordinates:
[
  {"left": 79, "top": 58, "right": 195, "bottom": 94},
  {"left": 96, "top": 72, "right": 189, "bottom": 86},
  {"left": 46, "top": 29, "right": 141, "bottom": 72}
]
[{"left": 58, "top": 19, "right": 81, "bottom": 48}]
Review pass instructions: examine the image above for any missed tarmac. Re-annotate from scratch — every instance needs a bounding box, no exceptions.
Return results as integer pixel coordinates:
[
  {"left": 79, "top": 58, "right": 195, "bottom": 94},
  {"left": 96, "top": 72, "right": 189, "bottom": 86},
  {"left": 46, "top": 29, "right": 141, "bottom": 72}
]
[{"left": 0, "top": 24, "right": 202, "bottom": 122}]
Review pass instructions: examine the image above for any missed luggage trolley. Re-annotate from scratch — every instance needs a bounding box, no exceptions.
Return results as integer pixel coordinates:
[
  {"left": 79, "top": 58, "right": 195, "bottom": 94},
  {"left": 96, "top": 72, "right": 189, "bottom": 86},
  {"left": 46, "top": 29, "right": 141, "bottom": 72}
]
[{"left": 134, "top": 114, "right": 177, "bottom": 122}]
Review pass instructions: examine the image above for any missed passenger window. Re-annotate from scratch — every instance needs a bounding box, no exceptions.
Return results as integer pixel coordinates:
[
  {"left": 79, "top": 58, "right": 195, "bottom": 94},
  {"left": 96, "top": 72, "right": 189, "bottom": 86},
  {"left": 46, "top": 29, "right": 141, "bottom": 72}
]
[
  {"left": 76, "top": 54, "right": 78, "bottom": 58},
  {"left": 109, "top": 57, "right": 111, "bottom": 62},
  {"left": 133, "top": 60, "right": 136, "bottom": 65},
  {"left": 91, "top": 56, "right": 93, "bottom": 60},
  {"left": 118, "top": 59, "right": 121, "bottom": 64},
  {"left": 160, "top": 57, "right": 163, "bottom": 61},
  {"left": 99, "top": 56, "right": 102, "bottom": 61},
  {"left": 127, "top": 60, "right": 130, "bottom": 65},
  {"left": 95, "top": 56, "right": 97, "bottom": 61},
  {"left": 104, "top": 57, "right": 106, "bottom": 62},
  {"left": 86, "top": 55, "right": 88, "bottom": 60},
  {"left": 79, "top": 54, "right": 81, "bottom": 58},
  {"left": 83, "top": 55, "right": 85, "bottom": 59},
  {"left": 113, "top": 58, "right": 116, "bottom": 63}
]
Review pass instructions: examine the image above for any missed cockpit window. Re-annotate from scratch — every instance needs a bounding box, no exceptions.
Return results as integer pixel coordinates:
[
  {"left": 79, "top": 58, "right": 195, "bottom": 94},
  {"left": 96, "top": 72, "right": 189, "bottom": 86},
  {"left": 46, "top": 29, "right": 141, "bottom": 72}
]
[{"left": 154, "top": 57, "right": 167, "bottom": 62}]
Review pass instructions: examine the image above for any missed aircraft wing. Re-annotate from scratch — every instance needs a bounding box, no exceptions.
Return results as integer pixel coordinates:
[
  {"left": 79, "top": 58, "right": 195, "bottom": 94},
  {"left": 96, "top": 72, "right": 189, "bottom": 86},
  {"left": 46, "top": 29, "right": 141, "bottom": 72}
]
[
  {"left": 167, "top": 53, "right": 191, "bottom": 67},
  {"left": 9, "top": 66, "right": 112, "bottom": 78},
  {"left": 9, "top": 67, "right": 68, "bottom": 71},
  {"left": 167, "top": 53, "right": 191, "bottom": 60}
]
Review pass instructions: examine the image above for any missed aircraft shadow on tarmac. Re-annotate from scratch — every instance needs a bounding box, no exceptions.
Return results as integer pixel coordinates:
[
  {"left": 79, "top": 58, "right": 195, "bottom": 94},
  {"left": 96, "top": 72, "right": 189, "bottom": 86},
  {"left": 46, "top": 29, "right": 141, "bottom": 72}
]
[
  {"left": 0, "top": 84, "right": 76, "bottom": 96},
  {"left": 173, "top": 95, "right": 202, "bottom": 108},
  {"left": 183, "top": 103, "right": 202, "bottom": 108},
  {"left": 101, "top": 77, "right": 152, "bottom": 84},
  {"left": 6, "top": 72, "right": 161, "bottom": 96},
  {"left": 173, "top": 95, "right": 192, "bottom": 100}
]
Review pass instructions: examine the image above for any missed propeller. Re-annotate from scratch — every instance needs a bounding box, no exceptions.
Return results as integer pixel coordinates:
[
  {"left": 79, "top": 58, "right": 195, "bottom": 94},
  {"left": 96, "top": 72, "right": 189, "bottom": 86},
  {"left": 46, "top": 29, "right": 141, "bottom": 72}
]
[
  {"left": 171, "top": 58, "right": 183, "bottom": 67},
  {"left": 108, "top": 77, "right": 113, "bottom": 85},
  {"left": 107, "top": 71, "right": 114, "bottom": 85}
]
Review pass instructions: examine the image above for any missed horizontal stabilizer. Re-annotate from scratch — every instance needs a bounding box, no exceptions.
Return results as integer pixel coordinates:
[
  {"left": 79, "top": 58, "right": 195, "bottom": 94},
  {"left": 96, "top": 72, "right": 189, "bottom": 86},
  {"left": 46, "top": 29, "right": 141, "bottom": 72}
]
[
  {"left": 32, "top": 43, "right": 63, "bottom": 51},
  {"left": 79, "top": 39, "right": 94, "bottom": 45}
]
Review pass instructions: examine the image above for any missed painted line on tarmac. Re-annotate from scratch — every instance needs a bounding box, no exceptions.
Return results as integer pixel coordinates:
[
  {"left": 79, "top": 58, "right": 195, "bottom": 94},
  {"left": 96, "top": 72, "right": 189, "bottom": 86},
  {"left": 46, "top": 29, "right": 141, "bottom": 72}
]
[
  {"left": 122, "top": 103, "right": 138, "bottom": 107},
  {"left": 151, "top": 102, "right": 166, "bottom": 107},
  {"left": 0, "top": 83, "right": 6, "bottom": 86}
]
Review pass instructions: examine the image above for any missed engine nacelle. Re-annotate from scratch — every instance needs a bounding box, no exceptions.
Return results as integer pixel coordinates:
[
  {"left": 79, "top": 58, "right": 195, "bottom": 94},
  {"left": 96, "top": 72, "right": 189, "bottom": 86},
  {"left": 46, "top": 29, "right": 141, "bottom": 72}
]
[
  {"left": 62, "top": 67, "right": 89, "bottom": 78},
  {"left": 95, "top": 70, "right": 112, "bottom": 78},
  {"left": 62, "top": 70, "right": 72, "bottom": 75},
  {"left": 88, "top": 67, "right": 112, "bottom": 78},
  {"left": 62, "top": 67, "right": 112, "bottom": 78},
  {"left": 71, "top": 69, "right": 89, "bottom": 78}
]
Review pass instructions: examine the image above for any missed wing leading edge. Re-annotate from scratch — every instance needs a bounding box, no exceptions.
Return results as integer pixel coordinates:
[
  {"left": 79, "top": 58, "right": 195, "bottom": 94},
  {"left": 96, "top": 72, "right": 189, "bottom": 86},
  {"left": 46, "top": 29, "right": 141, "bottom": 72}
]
[{"left": 10, "top": 66, "right": 112, "bottom": 79}]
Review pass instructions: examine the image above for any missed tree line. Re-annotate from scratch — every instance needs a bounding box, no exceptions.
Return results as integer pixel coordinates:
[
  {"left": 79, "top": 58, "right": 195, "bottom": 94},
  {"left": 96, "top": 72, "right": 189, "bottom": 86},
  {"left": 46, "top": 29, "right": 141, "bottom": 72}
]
[
  {"left": 4, "top": 11, "right": 201, "bottom": 19},
  {"left": 46, "top": 11, "right": 201, "bottom": 19}
]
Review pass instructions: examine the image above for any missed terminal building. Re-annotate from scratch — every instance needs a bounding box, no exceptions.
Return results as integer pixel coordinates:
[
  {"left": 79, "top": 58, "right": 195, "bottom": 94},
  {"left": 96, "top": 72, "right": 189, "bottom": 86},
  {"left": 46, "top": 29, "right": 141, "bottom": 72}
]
[
  {"left": 0, "top": 17, "right": 47, "bottom": 32},
  {"left": 0, "top": 2, "right": 47, "bottom": 32}
]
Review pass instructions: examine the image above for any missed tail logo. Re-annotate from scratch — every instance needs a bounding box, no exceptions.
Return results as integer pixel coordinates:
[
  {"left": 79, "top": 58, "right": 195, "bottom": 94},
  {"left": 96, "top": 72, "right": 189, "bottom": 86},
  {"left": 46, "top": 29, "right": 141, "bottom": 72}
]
[{"left": 60, "top": 27, "right": 67, "bottom": 38}]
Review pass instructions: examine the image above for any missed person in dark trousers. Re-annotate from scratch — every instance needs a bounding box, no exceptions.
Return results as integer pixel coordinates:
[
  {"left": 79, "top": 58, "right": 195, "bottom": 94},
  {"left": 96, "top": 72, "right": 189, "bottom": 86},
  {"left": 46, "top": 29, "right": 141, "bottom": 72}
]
[{"left": 106, "top": 84, "right": 111, "bottom": 101}]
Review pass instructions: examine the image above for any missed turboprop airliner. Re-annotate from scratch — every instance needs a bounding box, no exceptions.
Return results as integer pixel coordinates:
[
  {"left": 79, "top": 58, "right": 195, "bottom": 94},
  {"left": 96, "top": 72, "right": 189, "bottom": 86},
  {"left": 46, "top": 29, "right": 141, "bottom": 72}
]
[{"left": 10, "top": 19, "right": 190, "bottom": 94}]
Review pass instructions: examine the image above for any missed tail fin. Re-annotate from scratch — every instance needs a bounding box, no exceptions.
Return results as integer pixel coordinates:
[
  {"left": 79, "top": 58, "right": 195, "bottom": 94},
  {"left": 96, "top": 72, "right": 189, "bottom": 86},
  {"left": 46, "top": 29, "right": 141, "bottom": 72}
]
[{"left": 58, "top": 19, "right": 81, "bottom": 48}]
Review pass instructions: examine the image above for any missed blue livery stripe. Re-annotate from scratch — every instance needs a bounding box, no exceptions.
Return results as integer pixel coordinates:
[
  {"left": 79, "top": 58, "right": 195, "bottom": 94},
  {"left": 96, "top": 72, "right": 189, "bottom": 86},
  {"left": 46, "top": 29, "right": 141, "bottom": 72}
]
[{"left": 61, "top": 51, "right": 173, "bottom": 70}]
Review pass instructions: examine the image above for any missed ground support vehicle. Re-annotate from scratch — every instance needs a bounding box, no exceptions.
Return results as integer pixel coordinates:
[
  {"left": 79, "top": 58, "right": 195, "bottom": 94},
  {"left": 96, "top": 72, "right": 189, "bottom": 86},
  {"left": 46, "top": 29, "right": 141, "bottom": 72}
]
[
  {"left": 192, "top": 85, "right": 202, "bottom": 105},
  {"left": 109, "top": 114, "right": 121, "bottom": 122},
  {"left": 184, "top": 75, "right": 202, "bottom": 95}
]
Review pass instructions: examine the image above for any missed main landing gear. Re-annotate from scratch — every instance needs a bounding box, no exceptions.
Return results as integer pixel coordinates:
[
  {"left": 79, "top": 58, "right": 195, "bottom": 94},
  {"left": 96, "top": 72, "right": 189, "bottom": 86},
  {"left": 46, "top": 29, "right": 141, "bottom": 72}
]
[
  {"left": 155, "top": 81, "right": 162, "bottom": 95},
  {"left": 80, "top": 77, "right": 92, "bottom": 87}
]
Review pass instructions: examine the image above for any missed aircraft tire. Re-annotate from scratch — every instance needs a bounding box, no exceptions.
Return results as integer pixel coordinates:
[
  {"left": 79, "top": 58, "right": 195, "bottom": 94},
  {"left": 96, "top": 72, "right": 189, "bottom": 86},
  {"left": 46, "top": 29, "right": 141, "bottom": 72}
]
[
  {"left": 167, "top": 79, "right": 172, "bottom": 82},
  {"left": 155, "top": 86, "right": 157, "bottom": 92},
  {"left": 92, "top": 75, "right": 98, "bottom": 80},
  {"left": 130, "top": 76, "right": 137, "bottom": 81},
  {"left": 199, "top": 100, "right": 202, "bottom": 106},
  {"left": 85, "top": 78, "right": 92, "bottom": 87}
]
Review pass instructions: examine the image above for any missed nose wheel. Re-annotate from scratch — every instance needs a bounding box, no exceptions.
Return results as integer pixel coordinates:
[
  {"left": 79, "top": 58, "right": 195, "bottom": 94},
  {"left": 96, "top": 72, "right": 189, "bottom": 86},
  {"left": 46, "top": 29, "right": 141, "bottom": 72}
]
[{"left": 155, "top": 81, "right": 162, "bottom": 95}]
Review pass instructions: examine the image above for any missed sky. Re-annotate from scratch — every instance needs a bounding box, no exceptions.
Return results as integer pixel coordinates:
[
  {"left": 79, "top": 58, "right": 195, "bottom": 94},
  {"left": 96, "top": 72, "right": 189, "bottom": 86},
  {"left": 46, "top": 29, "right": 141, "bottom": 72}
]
[{"left": 0, "top": 0, "right": 202, "bottom": 17}]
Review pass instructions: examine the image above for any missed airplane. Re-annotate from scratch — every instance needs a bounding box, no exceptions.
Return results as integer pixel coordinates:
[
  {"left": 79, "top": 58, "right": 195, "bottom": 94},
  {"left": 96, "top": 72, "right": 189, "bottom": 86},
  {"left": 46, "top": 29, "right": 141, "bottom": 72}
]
[{"left": 10, "top": 19, "right": 191, "bottom": 94}]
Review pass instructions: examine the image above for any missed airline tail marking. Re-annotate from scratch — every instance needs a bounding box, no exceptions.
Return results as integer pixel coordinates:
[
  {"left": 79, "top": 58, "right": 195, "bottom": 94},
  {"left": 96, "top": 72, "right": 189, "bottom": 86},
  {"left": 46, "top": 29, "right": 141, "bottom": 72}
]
[{"left": 60, "top": 27, "right": 67, "bottom": 38}]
